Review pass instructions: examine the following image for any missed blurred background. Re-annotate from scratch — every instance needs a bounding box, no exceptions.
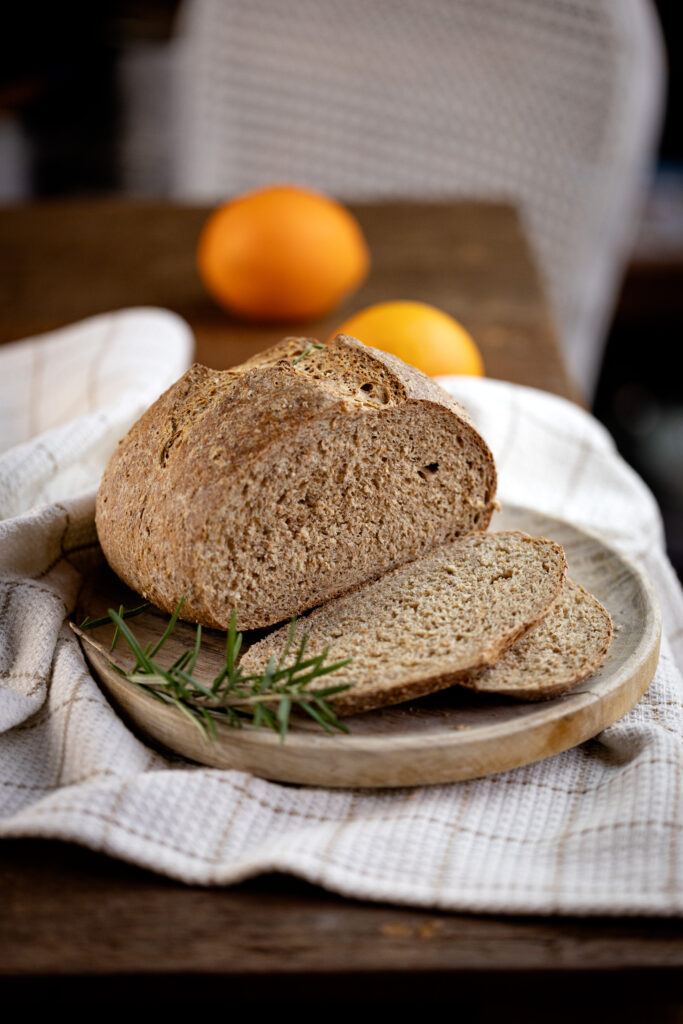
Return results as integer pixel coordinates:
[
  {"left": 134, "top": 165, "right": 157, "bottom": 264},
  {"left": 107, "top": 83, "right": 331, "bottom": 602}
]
[{"left": 1, "top": 0, "right": 681, "bottom": 574}]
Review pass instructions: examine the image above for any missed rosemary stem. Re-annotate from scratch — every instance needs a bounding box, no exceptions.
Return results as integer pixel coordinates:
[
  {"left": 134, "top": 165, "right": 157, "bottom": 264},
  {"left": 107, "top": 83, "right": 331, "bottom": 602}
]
[{"left": 82, "top": 598, "right": 351, "bottom": 741}]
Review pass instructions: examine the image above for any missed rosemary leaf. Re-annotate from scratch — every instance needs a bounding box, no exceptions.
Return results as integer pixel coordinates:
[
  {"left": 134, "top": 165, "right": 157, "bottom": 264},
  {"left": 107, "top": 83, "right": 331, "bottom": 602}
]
[
  {"left": 148, "top": 596, "right": 185, "bottom": 657},
  {"left": 257, "top": 655, "right": 277, "bottom": 695},
  {"left": 278, "top": 618, "right": 297, "bottom": 669},
  {"left": 225, "top": 610, "right": 241, "bottom": 677},
  {"left": 80, "top": 602, "right": 149, "bottom": 632},
  {"left": 108, "top": 608, "right": 156, "bottom": 674},
  {"left": 174, "top": 669, "right": 216, "bottom": 701},
  {"left": 196, "top": 705, "right": 219, "bottom": 741},
  {"left": 110, "top": 604, "right": 125, "bottom": 652},
  {"left": 170, "top": 649, "right": 193, "bottom": 673},
  {"left": 300, "top": 700, "right": 341, "bottom": 734},
  {"left": 171, "top": 695, "right": 208, "bottom": 739},
  {"left": 258, "top": 705, "right": 280, "bottom": 733},
  {"left": 277, "top": 696, "right": 292, "bottom": 740},
  {"left": 292, "top": 342, "right": 324, "bottom": 365}
]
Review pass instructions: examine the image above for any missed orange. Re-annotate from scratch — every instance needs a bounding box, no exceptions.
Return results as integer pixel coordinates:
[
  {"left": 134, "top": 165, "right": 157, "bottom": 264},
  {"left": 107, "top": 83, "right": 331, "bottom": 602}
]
[
  {"left": 197, "top": 185, "right": 369, "bottom": 322},
  {"left": 334, "top": 300, "right": 484, "bottom": 377}
]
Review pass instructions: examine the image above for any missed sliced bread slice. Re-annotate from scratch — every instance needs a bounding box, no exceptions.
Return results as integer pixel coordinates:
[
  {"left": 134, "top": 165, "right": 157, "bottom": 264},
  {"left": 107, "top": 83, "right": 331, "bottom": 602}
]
[
  {"left": 240, "top": 531, "right": 567, "bottom": 716},
  {"left": 458, "top": 579, "right": 612, "bottom": 700},
  {"left": 96, "top": 334, "right": 497, "bottom": 631}
]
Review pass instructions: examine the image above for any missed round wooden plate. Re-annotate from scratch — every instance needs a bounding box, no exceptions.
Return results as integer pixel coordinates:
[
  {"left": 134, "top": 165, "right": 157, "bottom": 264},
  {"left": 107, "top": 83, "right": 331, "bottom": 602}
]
[{"left": 72, "top": 504, "right": 661, "bottom": 788}]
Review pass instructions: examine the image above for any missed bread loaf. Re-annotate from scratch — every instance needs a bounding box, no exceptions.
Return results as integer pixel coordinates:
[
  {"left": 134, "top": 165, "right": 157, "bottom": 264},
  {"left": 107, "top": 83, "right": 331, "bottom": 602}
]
[
  {"left": 96, "top": 334, "right": 497, "bottom": 630},
  {"left": 240, "top": 531, "right": 567, "bottom": 715},
  {"left": 459, "top": 579, "right": 612, "bottom": 699}
]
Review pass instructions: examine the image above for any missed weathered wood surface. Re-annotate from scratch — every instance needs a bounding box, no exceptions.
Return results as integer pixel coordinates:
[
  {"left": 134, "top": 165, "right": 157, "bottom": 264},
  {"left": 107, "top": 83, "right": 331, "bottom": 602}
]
[
  {"left": 1, "top": 840, "right": 682, "bottom": 1011},
  {"left": 0, "top": 200, "right": 581, "bottom": 402}
]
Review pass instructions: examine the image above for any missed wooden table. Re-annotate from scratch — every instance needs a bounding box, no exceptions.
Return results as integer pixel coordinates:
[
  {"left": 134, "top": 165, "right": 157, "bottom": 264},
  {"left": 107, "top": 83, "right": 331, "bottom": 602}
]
[
  {"left": 0, "top": 200, "right": 580, "bottom": 401},
  {"left": 1, "top": 201, "right": 680, "bottom": 1014}
]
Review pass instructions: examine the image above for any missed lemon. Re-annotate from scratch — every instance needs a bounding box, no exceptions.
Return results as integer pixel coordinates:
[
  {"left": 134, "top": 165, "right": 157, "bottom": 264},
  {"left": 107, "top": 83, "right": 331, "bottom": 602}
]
[{"left": 334, "top": 300, "right": 483, "bottom": 377}]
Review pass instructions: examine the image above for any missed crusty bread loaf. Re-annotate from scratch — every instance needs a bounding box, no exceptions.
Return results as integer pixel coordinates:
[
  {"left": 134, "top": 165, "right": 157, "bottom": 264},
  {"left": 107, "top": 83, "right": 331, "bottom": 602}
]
[
  {"left": 240, "top": 531, "right": 567, "bottom": 715},
  {"left": 96, "top": 334, "right": 497, "bottom": 631},
  {"left": 459, "top": 579, "right": 612, "bottom": 700}
]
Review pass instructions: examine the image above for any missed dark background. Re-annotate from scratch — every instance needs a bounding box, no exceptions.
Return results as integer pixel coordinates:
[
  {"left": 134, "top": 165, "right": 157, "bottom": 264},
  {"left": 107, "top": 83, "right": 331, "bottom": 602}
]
[
  {"left": 593, "top": 0, "right": 683, "bottom": 577},
  {"left": 1, "top": 1, "right": 681, "bottom": 575}
]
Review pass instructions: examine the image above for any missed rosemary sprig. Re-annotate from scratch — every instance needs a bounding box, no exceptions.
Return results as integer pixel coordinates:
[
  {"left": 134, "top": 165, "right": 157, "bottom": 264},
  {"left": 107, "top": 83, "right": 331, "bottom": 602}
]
[
  {"left": 80, "top": 601, "right": 351, "bottom": 742},
  {"left": 292, "top": 342, "right": 324, "bottom": 365},
  {"left": 81, "top": 601, "right": 149, "bottom": 652}
]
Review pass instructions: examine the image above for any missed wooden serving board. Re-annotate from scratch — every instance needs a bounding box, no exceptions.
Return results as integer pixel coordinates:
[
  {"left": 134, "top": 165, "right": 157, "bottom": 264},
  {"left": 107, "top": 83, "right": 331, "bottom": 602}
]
[{"left": 72, "top": 505, "right": 661, "bottom": 788}]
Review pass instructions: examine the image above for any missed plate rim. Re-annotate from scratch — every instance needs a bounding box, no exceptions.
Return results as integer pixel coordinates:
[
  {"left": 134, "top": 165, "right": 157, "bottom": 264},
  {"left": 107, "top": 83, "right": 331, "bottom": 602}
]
[{"left": 72, "top": 502, "right": 662, "bottom": 784}]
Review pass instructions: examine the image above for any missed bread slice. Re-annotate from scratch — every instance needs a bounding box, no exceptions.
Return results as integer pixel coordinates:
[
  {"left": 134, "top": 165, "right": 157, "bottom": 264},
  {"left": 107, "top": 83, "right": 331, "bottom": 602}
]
[
  {"left": 96, "top": 334, "right": 497, "bottom": 631},
  {"left": 458, "top": 580, "right": 612, "bottom": 700},
  {"left": 240, "top": 531, "right": 567, "bottom": 716}
]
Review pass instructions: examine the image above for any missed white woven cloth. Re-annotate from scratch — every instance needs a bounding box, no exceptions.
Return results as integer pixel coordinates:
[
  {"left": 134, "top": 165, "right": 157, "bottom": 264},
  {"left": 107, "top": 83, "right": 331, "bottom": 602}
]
[{"left": 1, "top": 313, "right": 682, "bottom": 916}]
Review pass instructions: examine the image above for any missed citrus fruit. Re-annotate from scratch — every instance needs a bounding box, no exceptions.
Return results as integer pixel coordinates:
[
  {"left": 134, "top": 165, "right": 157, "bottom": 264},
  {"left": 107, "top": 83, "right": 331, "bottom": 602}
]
[
  {"left": 197, "top": 185, "right": 369, "bottom": 322},
  {"left": 334, "top": 300, "right": 484, "bottom": 377}
]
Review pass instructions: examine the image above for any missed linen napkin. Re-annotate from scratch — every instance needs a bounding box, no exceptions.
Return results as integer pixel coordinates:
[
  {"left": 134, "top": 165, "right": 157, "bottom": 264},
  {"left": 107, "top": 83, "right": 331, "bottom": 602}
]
[{"left": 1, "top": 312, "right": 682, "bottom": 916}]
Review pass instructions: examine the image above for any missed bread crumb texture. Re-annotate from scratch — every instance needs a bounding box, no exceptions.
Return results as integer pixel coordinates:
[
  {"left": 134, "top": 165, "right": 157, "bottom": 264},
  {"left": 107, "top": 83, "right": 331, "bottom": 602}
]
[
  {"left": 240, "top": 530, "right": 567, "bottom": 715},
  {"left": 95, "top": 335, "right": 497, "bottom": 630},
  {"left": 460, "top": 579, "right": 613, "bottom": 700}
]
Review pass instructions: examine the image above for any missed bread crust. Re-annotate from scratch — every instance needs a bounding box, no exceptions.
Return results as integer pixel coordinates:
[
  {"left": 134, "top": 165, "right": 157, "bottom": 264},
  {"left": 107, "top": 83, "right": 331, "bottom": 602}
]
[
  {"left": 241, "top": 530, "right": 568, "bottom": 716},
  {"left": 458, "top": 579, "right": 613, "bottom": 700},
  {"left": 96, "top": 335, "right": 497, "bottom": 630}
]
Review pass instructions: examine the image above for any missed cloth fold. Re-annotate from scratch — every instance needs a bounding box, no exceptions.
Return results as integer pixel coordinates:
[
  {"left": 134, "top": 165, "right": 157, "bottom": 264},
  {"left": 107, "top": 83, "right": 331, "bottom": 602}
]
[{"left": 1, "top": 313, "right": 682, "bottom": 915}]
